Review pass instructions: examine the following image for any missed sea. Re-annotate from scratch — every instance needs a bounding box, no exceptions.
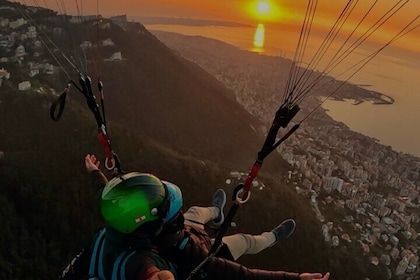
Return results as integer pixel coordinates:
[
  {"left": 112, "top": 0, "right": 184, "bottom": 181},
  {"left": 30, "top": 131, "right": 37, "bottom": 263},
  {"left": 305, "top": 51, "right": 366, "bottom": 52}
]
[{"left": 144, "top": 24, "right": 420, "bottom": 158}]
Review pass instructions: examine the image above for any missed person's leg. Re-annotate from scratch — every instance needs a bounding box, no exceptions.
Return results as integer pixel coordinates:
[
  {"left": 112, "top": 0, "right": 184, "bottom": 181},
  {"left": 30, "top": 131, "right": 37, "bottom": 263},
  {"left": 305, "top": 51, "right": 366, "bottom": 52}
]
[
  {"left": 222, "top": 232, "right": 275, "bottom": 260},
  {"left": 184, "top": 189, "right": 226, "bottom": 229},
  {"left": 221, "top": 219, "right": 296, "bottom": 261},
  {"left": 184, "top": 206, "right": 219, "bottom": 229}
]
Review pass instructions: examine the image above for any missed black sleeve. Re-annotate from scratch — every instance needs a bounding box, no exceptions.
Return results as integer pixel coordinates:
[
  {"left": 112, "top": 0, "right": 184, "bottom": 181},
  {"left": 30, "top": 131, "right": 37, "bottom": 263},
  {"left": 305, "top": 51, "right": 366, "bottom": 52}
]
[
  {"left": 58, "top": 229, "right": 104, "bottom": 280},
  {"left": 202, "top": 257, "right": 301, "bottom": 280},
  {"left": 125, "top": 253, "right": 166, "bottom": 280},
  {"left": 175, "top": 239, "right": 300, "bottom": 280},
  {"left": 58, "top": 248, "right": 90, "bottom": 280},
  {"left": 90, "top": 169, "right": 108, "bottom": 198}
]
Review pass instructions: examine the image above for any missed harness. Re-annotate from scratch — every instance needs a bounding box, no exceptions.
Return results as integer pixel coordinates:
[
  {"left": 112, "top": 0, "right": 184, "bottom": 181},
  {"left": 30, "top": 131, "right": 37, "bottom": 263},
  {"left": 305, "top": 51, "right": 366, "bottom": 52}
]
[
  {"left": 88, "top": 229, "right": 174, "bottom": 280},
  {"left": 183, "top": 226, "right": 212, "bottom": 250}
]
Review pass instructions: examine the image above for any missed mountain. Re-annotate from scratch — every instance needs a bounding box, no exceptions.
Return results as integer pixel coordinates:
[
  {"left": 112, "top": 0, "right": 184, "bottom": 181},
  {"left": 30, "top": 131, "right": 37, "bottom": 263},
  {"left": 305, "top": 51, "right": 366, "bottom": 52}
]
[
  {"left": 128, "top": 16, "right": 251, "bottom": 27},
  {"left": 95, "top": 21, "right": 266, "bottom": 171},
  {"left": 0, "top": 2, "right": 386, "bottom": 279}
]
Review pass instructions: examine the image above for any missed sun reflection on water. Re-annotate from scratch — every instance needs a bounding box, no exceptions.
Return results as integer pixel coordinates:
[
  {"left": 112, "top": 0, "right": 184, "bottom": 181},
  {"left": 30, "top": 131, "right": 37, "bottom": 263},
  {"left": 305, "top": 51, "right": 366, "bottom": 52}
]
[{"left": 252, "top": 23, "right": 265, "bottom": 53}]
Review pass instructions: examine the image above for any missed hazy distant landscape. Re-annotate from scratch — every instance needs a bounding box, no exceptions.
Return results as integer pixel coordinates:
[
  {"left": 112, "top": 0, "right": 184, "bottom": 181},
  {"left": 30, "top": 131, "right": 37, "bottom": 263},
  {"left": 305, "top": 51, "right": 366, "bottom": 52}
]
[{"left": 129, "top": 16, "right": 252, "bottom": 27}]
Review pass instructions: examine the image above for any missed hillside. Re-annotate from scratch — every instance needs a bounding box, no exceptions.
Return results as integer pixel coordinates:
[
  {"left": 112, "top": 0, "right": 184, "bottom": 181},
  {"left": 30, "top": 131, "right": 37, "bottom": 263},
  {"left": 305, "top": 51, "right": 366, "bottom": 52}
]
[
  {"left": 0, "top": 2, "right": 387, "bottom": 280},
  {"left": 129, "top": 16, "right": 251, "bottom": 27}
]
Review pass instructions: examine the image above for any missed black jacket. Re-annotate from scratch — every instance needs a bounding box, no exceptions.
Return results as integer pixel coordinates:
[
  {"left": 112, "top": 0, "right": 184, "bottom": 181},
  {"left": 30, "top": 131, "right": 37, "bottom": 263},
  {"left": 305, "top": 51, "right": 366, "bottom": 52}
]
[{"left": 59, "top": 227, "right": 171, "bottom": 280}]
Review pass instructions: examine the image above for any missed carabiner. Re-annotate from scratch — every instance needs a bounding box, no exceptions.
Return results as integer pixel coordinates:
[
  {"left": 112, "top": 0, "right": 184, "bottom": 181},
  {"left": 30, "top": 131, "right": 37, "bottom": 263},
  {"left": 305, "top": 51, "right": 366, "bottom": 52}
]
[{"left": 105, "top": 157, "right": 115, "bottom": 170}]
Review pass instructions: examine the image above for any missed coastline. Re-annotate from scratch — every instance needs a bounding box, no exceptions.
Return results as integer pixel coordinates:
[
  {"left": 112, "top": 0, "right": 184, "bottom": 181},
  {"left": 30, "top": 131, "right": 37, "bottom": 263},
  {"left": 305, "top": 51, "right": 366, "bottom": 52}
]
[
  {"left": 349, "top": 92, "right": 394, "bottom": 105},
  {"left": 148, "top": 28, "right": 420, "bottom": 158},
  {"left": 330, "top": 87, "right": 395, "bottom": 106}
]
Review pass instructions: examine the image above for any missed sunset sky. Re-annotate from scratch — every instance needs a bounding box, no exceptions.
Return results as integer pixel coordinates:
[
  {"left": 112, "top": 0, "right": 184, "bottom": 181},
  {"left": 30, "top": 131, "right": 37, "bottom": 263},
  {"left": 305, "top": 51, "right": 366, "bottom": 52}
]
[
  {"left": 29, "top": 1, "right": 420, "bottom": 24},
  {"left": 18, "top": 0, "right": 420, "bottom": 52}
]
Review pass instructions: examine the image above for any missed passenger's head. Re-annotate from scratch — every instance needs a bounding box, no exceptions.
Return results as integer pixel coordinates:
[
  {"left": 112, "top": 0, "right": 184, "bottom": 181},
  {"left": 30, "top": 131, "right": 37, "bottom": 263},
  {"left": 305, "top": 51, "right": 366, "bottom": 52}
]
[
  {"left": 101, "top": 172, "right": 170, "bottom": 238},
  {"left": 162, "top": 180, "right": 184, "bottom": 233}
]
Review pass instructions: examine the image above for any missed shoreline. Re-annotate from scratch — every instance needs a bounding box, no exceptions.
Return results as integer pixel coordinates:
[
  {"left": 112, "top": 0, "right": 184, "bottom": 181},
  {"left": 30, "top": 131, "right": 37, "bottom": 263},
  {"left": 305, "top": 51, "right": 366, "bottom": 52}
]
[{"left": 331, "top": 87, "right": 395, "bottom": 106}]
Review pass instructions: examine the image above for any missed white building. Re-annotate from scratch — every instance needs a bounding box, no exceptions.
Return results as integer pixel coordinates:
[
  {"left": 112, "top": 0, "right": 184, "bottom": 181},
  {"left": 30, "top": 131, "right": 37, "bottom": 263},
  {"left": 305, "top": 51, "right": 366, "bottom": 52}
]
[
  {"left": 80, "top": 41, "right": 93, "bottom": 49},
  {"left": 390, "top": 235, "right": 399, "bottom": 247},
  {"left": 0, "top": 40, "right": 9, "bottom": 48},
  {"left": 230, "top": 171, "right": 241, "bottom": 179},
  {"left": 101, "top": 38, "right": 115, "bottom": 47},
  {"left": 9, "top": 18, "right": 27, "bottom": 29},
  {"left": 321, "top": 224, "right": 331, "bottom": 242},
  {"left": 331, "top": 236, "right": 339, "bottom": 247},
  {"left": 0, "top": 18, "right": 9, "bottom": 27},
  {"left": 18, "top": 81, "right": 31, "bottom": 91},
  {"left": 370, "top": 256, "right": 379, "bottom": 266},
  {"left": 27, "top": 26, "right": 37, "bottom": 39},
  {"left": 15, "top": 45, "right": 26, "bottom": 57},
  {"left": 104, "top": 52, "right": 123, "bottom": 61},
  {"left": 29, "top": 69, "right": 39, "bottom": 77},
  {"left": 329, "top": 177, "right": 344, "bottom": 193},
  {"left": 0, "top": 68, "right": 10, "bottom": 79},
  {"left": 395, "top": 257, "right": 409, "bottom": 276},
  {"left": 34, "top": 40, "right": 42, "bottom": 48},
  {"left": 43, "top": 63, "right": 54, "bottom": 75},
  {"left": 109, "top": 51, "right": 122, "bottom": 61}
]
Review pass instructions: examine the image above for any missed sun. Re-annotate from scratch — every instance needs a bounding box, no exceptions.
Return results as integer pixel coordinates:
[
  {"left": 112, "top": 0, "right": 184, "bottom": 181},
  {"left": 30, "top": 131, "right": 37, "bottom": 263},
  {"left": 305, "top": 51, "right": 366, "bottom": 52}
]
[
  {"left": 247, "top": 0, "right": 284, "bottom": 22},
  {"left": 257, "top": 1, "right": 270, "bottom": 14}
]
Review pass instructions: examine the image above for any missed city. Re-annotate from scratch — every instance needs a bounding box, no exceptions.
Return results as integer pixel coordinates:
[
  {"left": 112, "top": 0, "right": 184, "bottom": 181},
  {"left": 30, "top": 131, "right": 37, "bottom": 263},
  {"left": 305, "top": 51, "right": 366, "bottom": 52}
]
[{"left": 157, "top": 32, "right": 420, "bottom": 279}]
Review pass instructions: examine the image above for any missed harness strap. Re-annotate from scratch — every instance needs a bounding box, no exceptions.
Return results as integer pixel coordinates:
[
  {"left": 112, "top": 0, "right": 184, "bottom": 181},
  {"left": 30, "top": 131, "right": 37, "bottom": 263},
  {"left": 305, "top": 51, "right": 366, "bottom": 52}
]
[
  {"left": 88, "top": 228, "right": 106, "bottom": 279},
  {"left": 168, "top": 261, "right": 178, "bottom": 279},
  {"left": 97, "top": 236, "right": 106, "bottom": 279},
  {"left": 111, "top": 250, "right": 131, "bottom": 280},
  {"left": 50, "top": 85, "right": 70, "bottom": 121},
  {"left": 89, "top": 230, "right": 136, "bottom": 280},
  {"left": 118, "top": 251, "right": 136, "bottom": 280},
  {"left": 178, "top": 237, "right": 189, "bottom": 250}
]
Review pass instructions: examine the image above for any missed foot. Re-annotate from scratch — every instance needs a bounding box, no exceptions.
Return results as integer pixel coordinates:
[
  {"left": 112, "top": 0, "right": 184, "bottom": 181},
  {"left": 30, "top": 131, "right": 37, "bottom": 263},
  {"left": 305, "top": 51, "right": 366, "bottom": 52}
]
[
  {"left": 212, "top": 189, "right": 226, "bottom": 226},
  {"left": 270, "top": 219, "right": 296, "bottom": 246}
]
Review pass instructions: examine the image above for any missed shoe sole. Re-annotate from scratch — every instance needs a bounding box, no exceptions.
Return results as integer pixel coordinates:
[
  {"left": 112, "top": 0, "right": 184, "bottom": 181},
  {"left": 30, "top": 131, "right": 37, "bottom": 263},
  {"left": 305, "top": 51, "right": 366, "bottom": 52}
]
[{"left": 213, "top": 189, "right": 226, "bottom": 226}]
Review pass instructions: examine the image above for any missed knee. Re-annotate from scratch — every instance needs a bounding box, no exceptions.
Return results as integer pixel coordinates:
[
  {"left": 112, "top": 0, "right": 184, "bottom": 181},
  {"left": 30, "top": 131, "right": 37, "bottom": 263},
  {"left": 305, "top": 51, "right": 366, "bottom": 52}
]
[
  {"left": 185, "top": 206, "right": 201, "bottom": 217},
  {"left": 237, "top": 233, "right": 256, "bottom": 248}
]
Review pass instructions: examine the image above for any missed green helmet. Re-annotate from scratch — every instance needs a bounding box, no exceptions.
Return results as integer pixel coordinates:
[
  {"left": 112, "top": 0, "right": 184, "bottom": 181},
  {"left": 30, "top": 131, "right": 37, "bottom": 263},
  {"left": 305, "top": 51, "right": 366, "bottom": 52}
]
[{"left": 101, "top": 172, "right": 170, "bottom": 235}]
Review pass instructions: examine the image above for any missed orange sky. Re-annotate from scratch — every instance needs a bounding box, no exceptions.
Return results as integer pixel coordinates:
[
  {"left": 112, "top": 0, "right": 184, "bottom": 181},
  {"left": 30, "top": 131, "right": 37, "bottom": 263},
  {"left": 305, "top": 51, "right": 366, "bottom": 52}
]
[
  {"left": 16, "top": 0, "right": 420, "bottom": 52},
  {"left": 18, "top": 0, "right": 420, "bottom": 23}
]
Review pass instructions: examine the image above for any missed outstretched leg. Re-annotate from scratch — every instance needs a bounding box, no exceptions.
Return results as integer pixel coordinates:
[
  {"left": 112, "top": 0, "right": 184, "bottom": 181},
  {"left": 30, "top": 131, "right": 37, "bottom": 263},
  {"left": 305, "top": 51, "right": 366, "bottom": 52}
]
[
  {"left": 184, "top": 189, "right": 226, "bottom": 229},
  {"left": 221, "top": 219, "right": 296, "bottom": 260}
]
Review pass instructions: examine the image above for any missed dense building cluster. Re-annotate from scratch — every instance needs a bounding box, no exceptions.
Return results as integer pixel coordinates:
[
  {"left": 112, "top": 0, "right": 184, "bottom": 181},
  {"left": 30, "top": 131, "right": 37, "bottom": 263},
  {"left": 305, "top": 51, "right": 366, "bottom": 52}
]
[
  {"left": 163, "top": 34, "right": 420, "bottom": 279},
  {"left": 0, "top": 6, "right": 125, "bottom": 91}
]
